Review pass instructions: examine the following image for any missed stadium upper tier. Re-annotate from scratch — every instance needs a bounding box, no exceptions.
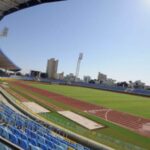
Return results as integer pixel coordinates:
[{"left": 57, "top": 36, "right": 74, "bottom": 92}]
[
  {"left": 0, "top": 0, "right": 64, "bottom": 20},
  {"left": 0, "top": 49, "right": 20, "bottom": 72}
]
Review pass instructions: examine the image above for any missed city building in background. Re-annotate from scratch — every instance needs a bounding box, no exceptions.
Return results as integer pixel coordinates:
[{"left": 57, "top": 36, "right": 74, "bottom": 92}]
[
  {"left": 46, "top": 58, "right": 58, "bottom": 79},
  {"left": 40, "top": 72, "right": 48, "bottom": 79},
  {"left": 64, "top": 73, "right": 76, "bottom": 82},
  {"left": 30, "top": 70, "right": 41, "bottom": 78},
  {"left": 102, "top": 78, "right": 116, "bottom": 86},
  {"left": 57, "top": 72, "right": 64, "bottom": 80},
  {"left": 84, "top": 76, "right": 91, "bottom": 83},
  {"left": 97, "top": 72, "right": 107, "bottom": 83},
  {"left": 133, "top": 80, "right": 145, "bottom": 89}
]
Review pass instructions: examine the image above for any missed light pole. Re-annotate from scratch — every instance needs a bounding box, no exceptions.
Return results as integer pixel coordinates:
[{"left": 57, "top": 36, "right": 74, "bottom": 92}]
[
  {"left": 0, "top": 27, "right": 8, "bottom": 37},
  {"left": 75, "top": 53, "right": 83, "bottom": 82}
]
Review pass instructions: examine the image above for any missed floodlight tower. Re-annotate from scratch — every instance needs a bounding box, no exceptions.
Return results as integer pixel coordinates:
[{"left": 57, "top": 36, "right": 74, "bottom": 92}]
[
  {"left": 75, "top": 53, "right": 83, "bottom": 82},
  {"left": 0, "top": 27, "right": 9, "bottom": 74},
  {"left": 0, "top": 27, "right": 8, "bottom": 37}
]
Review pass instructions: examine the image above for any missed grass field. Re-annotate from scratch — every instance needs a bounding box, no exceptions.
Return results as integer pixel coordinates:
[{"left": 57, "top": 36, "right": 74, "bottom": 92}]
[
  {"left": 30, "top": 83, "right": 150, "bottom": 118},
  {"left": 2, "top": 80, "right": 150, "bottom": 150}
]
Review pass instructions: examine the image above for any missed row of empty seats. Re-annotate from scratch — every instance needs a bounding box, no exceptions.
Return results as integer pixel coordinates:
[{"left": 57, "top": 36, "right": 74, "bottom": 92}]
[
  {"left": 71, "top": 82, "right": 150, "bottom": 96},
  {"left": 0, "top": 102, "right": 90, "bottom": 150}
]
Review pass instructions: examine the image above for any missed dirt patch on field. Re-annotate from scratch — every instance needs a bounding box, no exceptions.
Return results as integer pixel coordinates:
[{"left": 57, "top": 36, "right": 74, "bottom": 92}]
[
  {"left": 58, "top": 111, "right": 103, "bottom": 130},
  {"left": 22, "top": 102, "right": 50, "bottom": 113}
]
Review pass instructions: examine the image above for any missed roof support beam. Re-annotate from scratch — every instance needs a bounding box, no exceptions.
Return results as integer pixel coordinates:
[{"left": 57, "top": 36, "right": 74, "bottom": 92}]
[{"left": 0, "top": 0, "right": 64, "bottom": 20}]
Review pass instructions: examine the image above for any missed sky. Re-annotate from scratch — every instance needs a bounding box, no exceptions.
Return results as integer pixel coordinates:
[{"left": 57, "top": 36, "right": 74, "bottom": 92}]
[{"left": 0, "top": 0, "right": 150, "bottom": 85}]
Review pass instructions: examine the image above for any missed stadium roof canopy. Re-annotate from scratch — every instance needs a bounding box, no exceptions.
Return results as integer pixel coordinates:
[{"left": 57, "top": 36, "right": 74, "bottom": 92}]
[
  {"left": 0, "top": 0, "right": 63, "bottom": 20},
  {"left": 0, "top": 49, "right": 20, "bottom": 72}
]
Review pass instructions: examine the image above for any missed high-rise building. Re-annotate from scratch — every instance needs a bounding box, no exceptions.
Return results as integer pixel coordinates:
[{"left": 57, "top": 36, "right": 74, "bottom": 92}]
[
  {"left": 84, "top": 76, "right": 91, "bottom": 83},
  {"left": 46, "top": 58, "right": 58, "bottom": 79},
  {"left": 97, "top": 72, "right": 107, "bottom": 82},
  {"left": 57, "top": 72, "right": 64, "bottom": 80}
]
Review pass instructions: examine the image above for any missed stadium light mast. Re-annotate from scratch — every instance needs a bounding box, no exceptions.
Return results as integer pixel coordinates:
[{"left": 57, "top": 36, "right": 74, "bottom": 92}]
[
  {"left": 0, "top": 27, "right": 8, "bottom": 37},
  {"left": 75, "top": 53, "right": 83, "bottom": 82},
  {"left": 0, "top": 27, "right": 9, "bottom": 74}
]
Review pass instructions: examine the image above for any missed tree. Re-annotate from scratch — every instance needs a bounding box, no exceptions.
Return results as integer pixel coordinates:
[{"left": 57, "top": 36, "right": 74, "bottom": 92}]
[{"left": 89, "top": 80, "right": 95, "bottom": 84}]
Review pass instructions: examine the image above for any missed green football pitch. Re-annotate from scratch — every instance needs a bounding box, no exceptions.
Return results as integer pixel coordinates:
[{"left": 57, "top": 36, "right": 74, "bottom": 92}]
[{"left": 31, "top": 83, "right": 150, "bottom": 118}]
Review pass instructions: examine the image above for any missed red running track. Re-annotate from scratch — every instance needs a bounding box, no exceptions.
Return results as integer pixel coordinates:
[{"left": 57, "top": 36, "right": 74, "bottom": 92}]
[{"left": 13, "top": 81, "right": 150, "bottom": 137}]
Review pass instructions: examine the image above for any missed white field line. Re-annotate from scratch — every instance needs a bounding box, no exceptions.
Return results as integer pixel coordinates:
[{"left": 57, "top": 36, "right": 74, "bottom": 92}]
[{"left": 105, "top": 109, "right": 112, "bottom": 121}]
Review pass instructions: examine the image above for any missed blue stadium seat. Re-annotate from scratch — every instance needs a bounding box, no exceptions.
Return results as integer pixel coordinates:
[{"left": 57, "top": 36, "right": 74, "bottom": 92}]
[
  {"left": 45, "top": 140, "right": 54, "bottom": 148},
  {"left": 38, "top": 142, "right": 48, "bottom": 150},
  {"left": 55, "top": 145, "right": 64, "bottom": 150},
  {"left": 60, "top": 143, "right": 68, "bottom": 150},
  {"left": 0, "top": 125, "right": 3, "bottom": 134},
  {"left": 18, "top": 138, "right": 29, "bottom": 150},
  {"left": 21, "top": 132, "right": 28, "bottom": 140},
  {"left": 25, "top": 128, "right": 31, "bottom": 136},
  {"left": 30, "top": 131, "right": 37, "bottom": 139},
  {"left": 16, "top": 120, "right": 24, "bottom": 128},
  {"left": 9, "top": 133, "right": 18, "bottom": 145},
  {"left": 37, "top": 130, "right": 44, "bottom": 136},
  {"left": 14, "top": 128, "right": 22, "bottom": 138},
  {"left": 1, "top": 128, "right": 9, "bottom": 140},
  {"left": 29, "top": 144, "right": 42, "bottom": 150},
  {"left": 37, "top": 135, "right": 45, "bottom": 143},
  {"left": 28, "top": 138, "right": 37, "bottom": 146}
]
